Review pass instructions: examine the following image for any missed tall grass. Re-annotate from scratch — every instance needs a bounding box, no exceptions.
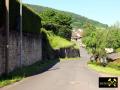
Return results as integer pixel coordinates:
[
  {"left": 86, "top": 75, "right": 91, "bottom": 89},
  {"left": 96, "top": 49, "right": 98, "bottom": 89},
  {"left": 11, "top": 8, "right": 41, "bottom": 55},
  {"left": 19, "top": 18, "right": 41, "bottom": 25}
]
[
  {"left": 88, "top": 59, "right": 120, "bottom": 76},
  {"left": 42, "top": 29, "right": 74, "bottom": 49}
]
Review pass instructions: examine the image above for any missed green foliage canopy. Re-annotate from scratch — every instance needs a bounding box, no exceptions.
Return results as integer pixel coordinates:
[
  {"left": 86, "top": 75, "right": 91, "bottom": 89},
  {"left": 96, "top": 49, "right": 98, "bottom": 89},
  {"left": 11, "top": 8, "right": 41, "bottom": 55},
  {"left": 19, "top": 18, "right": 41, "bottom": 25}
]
[
  {"left": 83, "top": 22, "right": 120, "bottom": 57},
  {"left": 39, "top": 9, "right": 72, "bottom": 40}
]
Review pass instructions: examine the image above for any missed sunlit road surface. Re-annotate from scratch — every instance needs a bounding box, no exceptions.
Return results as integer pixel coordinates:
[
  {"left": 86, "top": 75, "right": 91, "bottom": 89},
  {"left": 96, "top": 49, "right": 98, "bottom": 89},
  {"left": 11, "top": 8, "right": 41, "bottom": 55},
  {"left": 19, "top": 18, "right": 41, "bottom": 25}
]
[{"left": 1, "top": 47, "right": 119, "bottom": 90}]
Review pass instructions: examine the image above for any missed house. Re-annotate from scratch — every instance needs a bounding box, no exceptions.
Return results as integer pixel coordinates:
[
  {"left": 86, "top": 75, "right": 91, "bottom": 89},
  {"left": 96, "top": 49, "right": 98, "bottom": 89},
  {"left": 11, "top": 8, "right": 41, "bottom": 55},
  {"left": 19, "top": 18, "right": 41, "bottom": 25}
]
[{"left": 71, "top": 28, "right": 83, "bottom": 41}]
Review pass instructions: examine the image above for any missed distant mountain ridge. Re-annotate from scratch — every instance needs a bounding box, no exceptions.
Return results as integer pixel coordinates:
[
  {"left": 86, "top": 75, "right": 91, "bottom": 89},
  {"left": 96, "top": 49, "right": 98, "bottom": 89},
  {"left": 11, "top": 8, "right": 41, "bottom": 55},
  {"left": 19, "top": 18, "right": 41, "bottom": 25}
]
[{"left": 26, "top": 4, "right": 108, "bottom": 28}]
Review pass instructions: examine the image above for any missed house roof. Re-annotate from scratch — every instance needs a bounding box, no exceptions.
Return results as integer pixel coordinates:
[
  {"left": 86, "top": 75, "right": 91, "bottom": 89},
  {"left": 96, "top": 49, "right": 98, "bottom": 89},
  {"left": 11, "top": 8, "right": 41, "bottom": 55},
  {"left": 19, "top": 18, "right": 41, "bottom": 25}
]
[{"left": 71, "top": 29, "right": 83, "bottom": 39}]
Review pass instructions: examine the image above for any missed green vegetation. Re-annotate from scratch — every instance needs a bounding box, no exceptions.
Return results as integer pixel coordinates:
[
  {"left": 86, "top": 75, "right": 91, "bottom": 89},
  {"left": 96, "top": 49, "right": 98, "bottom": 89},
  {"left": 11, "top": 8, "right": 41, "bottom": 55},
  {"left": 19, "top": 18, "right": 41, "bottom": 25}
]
[
  {"left": 42, "top": 29, "right": 74, "bottom": 50},
  {"left": 106, "top": 27, "right": 120, "bottom": 49},
  {"left": 73, "top": 44, "right": 80, "bottom": 49},
  {"left": 39, "top": 7, "right": 79, "bottom": 60},
  {"left": 82, "top": 22, "right": 120, "bottom": 60},
  {"left": 82, "top": 24, "right": 106, "bottom": 58},
  {"left": 0, "top": 59, "right": 59, "bottom": 87},
  {"left": 26, "top": 4, "right": 108, "bottom": 29},
  {"left": 71, "top": 13, "right": 108, "bottom": 28},
  {"left": 71, "top": 40, "right": 80, "bottom": 49},
  {"left": 83, "top": 22, "right": 120, "bottom": 75},
  {"left": 108, "top": 59, "right": 120, "bottom": 70},
  {"left": 115, "top": 48, "right": 120, "bottom": 52},
  {"left": 39, "top": 9, "right": 72, "bottom": 40},
  {"left": 88, "top": 60, "right": 120, "bottom": 76},
  {"left": 41, "top": 28, "right": 79, "bottom": 60}
]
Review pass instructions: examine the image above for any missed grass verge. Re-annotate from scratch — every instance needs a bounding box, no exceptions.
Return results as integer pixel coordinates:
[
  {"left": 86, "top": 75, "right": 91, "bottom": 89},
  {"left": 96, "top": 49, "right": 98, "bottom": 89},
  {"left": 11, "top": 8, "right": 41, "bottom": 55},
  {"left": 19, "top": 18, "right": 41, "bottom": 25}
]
[
  {"left": 60, "top": 57, "right": 80, "bottom": 61},
  {"left": 42, "top": 29, "right": 74, "bottom": 50},
  {"left": 0, "top": 59, "right": 59, "bottom": 87},
  {"left": 87, "top": 61, "right": 120, "bottom": 76},
  {"left": 71, "top": 40, "right": 80, "bottom": 49}
]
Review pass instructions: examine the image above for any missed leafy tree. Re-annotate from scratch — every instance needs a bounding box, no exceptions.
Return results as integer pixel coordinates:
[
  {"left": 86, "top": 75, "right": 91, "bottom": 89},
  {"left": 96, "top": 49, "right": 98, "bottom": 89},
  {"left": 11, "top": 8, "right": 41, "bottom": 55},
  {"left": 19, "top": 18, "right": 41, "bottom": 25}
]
[
  {"left": 54, "top": 12, "right": 72, "bottom": 26},
  {"left": 39, "top": 9, "right": 72, "bottom": 40},
  {"left": 106, "top": 28, "right": 120, "bottom": 49},
  {"left": 40, "top": 9, "right": 57, "bottom": 31},
  {"left": 83, "top": 22, "right": 96, "bottom": 37},
  {"left": 83, "top": 22, "right": 120, "bottom": 62},
  {"left": 58, "top": 25, "right": 72, "bottom": 39}
]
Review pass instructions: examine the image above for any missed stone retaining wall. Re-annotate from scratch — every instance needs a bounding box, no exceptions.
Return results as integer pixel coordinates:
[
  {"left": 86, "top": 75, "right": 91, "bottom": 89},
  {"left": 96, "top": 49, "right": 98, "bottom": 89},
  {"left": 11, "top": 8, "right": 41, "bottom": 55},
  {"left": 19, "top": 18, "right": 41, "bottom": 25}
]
[
  {"left": 0, "top": 31, "right": 42, "bottom": 75},
  {"left": 0, "top": 31, "right": 6, "bottom": 75},
  {"left": 56, "top": 47, "right": 80, "bottom": 58}
]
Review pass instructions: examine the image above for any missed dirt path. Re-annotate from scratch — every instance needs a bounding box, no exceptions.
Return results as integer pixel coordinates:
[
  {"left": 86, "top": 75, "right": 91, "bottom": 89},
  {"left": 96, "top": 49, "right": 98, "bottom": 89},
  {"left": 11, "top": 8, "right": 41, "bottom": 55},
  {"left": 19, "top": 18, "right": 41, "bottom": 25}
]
[{"left": 1, "top": 47, "right": 118, "bottom": 90}]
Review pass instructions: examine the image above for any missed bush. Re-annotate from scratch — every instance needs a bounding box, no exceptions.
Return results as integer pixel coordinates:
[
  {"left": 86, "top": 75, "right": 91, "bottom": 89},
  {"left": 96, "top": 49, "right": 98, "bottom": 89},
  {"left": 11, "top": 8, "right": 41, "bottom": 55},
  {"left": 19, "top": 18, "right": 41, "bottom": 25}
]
[
  {"left": 115, "top": 48, "right": 120, "bottom": 52},
  {"left": 41, "top": 29, "right": 74, "bottom": 50},
  {"left": 41, "top": 29, "right": 55, "bottom": 59},
  {"left": 40, "top": 9, "right": 72, "bottom": 39},
  {"left": 106, "top": 59, "right": 120, "bottom": 70}
]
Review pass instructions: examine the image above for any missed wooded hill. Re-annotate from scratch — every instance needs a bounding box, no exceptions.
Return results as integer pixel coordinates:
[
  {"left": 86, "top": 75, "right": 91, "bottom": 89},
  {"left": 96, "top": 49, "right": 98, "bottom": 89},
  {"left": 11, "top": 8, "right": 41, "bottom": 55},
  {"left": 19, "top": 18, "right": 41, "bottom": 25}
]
[{"left": 26, "top": 4, "right": 108, "bottom": 28}]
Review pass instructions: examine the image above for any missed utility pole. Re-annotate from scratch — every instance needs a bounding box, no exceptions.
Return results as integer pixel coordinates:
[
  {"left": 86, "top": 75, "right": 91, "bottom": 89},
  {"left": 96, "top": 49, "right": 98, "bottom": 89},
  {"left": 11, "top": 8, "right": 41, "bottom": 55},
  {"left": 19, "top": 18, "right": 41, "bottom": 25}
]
[
  {"left": 20, "top": 0, "right": 23, "bottom": 68},
  {"left": 5, "top": 0, "right": 9, "bottom": 75}
]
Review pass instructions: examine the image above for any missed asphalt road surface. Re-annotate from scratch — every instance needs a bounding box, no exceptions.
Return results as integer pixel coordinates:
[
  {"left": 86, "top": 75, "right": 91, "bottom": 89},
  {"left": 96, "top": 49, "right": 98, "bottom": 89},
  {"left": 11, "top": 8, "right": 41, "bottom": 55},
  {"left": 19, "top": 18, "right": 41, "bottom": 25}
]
[{"left": 1, "top": 47, "right": 119, "bottom": 90}]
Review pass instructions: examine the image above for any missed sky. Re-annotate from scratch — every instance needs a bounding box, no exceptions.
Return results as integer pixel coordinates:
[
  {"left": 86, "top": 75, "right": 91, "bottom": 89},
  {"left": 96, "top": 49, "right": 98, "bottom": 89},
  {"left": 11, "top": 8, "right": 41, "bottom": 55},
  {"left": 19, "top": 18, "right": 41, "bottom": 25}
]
[{"left": 22, "top": 0, "right": 120, "bottom": 26}]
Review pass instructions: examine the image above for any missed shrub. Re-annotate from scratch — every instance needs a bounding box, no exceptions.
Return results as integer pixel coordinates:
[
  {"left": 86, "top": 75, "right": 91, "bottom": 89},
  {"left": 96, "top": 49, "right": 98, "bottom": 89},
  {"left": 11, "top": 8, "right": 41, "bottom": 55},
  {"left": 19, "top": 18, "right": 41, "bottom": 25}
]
[
  {"left": 41, "top": 29, "right": 74, "bottom": 49},
  {"left": 115, "top": 48, "right": 120, "bottom": 53},
  {"left": 40, "top": 9, "right": 72, "bottom": 39}
]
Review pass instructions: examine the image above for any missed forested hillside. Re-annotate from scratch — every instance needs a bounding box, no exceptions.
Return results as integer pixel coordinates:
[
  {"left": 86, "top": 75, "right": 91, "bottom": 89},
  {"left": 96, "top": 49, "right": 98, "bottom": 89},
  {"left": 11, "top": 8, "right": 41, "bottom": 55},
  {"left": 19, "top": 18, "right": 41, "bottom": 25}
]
[{"left": 26, "top": 4, "right": 108, "bottom": 28}]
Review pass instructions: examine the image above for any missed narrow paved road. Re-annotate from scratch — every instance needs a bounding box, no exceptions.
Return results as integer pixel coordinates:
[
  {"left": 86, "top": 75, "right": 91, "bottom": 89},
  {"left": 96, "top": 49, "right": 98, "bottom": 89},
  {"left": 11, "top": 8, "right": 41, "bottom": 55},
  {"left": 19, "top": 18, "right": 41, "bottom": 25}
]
[{"left": 1, "top": 47, "right": 119, "bottom": 90}]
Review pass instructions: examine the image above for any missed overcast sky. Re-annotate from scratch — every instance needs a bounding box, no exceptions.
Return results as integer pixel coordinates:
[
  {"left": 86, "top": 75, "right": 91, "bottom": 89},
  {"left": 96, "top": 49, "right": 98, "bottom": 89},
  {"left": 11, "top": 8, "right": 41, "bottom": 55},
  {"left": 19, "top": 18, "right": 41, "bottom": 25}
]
[{"left": 23, "top": 0, "right": 120, "bottom": 26}]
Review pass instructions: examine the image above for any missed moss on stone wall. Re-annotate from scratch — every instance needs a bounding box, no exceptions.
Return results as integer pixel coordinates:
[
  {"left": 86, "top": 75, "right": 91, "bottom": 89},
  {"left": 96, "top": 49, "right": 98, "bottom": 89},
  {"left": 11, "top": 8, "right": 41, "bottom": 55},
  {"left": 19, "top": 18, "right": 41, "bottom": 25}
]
[{"left": 9, "top": 0, "right": 42, "bottom": 33}]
